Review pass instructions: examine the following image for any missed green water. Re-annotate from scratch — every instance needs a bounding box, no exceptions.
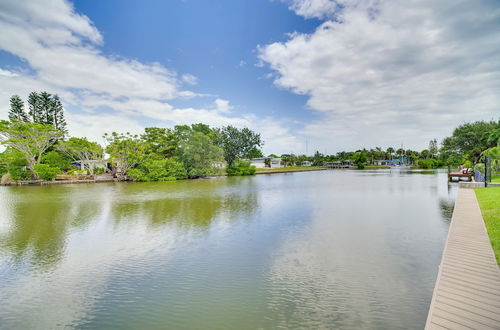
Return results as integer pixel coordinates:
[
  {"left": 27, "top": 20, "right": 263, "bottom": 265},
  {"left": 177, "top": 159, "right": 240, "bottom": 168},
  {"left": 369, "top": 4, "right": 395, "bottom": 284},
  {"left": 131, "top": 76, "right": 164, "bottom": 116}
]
[{"left": 0, "top": 170, "right": 456, "bottom": 329}]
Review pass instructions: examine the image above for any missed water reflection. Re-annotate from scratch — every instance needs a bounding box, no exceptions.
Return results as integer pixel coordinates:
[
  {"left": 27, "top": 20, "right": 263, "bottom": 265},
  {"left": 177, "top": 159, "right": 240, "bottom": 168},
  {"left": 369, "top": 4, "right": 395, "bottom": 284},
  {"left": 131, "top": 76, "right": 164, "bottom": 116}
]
[
  {"left": 0, "top": 179, "right": 258, "bottom": 268},
  {"left": 0, "top": 170, "right": 456, "bottom": 329}
]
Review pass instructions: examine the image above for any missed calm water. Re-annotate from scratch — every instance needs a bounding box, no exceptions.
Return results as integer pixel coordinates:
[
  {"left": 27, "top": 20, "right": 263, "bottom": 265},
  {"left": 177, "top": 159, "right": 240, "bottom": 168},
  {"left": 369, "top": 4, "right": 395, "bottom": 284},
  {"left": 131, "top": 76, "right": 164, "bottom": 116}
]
[{"left": 0, "top": 169, "right": 456, "bottom": 329}]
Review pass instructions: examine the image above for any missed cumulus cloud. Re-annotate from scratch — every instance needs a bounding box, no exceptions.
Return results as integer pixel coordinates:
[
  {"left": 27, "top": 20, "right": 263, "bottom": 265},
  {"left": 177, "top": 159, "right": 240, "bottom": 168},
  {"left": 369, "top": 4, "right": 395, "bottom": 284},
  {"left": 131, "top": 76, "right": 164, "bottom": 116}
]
[
  {"left": 262, "top": 0, "right": 500, "bottom": 150},
  {"left": 283, "top": 0, "right": 342, "bottom": 19},
  {"left": 0, "top": 0, "right": 299, "bottom": 154},
  {"left": 182, "top": 73, "right": 198, "bottom": 85}
]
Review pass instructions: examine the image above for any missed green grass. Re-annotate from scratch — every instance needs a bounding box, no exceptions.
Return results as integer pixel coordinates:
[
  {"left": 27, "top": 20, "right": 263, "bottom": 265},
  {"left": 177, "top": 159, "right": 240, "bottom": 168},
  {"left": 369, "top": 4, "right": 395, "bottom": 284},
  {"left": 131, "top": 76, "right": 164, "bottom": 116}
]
[
  {"left": 255, "top": 166, "right": 325, "bottom": 172},
  {"left": 492, "top": 175, "right": 500, "bottom": 183},
  {"left": 475, "top": 187, "right": 500, "bottom": 265}
]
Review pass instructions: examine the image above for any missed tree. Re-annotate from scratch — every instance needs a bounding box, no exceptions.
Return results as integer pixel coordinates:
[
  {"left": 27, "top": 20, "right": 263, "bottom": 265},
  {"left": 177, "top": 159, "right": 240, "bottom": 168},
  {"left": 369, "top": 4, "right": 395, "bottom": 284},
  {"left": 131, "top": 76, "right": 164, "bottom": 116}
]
[
  {"left": 104, "top": 132, "right": 146, "bottom": 180},
  {"left": 312, "top": 150, "right": 324, "bottom": 166},
  {"left": 245, "top": 147, "right": 264, "bottom": 159},
  {"left": 178, "top": 131, "right": 225, "bottom": 178},
  {"left": 226, "top": 160, "right": 256, "bottom": 176},
  {"left": 281, "top": 154, "right": 297, "bottom": 167},
  {"left": 56, "top": 137, "right": 103, "bottom": 175},
  {"left": 441, "top": 120, "right": 500, "bottom": 163},
  {"left": 0, "top": 121, "right": 63, "bottom": 179},
  {"left": 353, "top": 150, "right": 368, "bottom": 169},
  {"left": 8, "top": 95, "right": 28, "bottom": 122},
  {"left": 482, "top": 128, "right": 500, "bottom": 147},
  {"left": 428, "top": 139, "right": 438, "bottom": 158},
  {"left": 27, "top": 92, "right": 42, "bottom": 123},
  {"left": 128, "top": 157, "right": 187, "bottom": 181},
  {"left": 50, "top": 95, "right": 67, "bottom": 133},
  {"left": 420, "top": 149, "right": 430, "bottom": 159},
  {"left": 216, "top": 126, "right": 262, "bottom": 167},
  {"left": 24, "top": 92, "right": 67, "bottom": 133},
  {"left": 39, "top": 92, "right": 53, "bottom": 125},
  {"left": 386, "top": 147, "right": 395, "bottom": 159},
  {"left": 141, "top": 127, "right": 177, "bottom": 158}
]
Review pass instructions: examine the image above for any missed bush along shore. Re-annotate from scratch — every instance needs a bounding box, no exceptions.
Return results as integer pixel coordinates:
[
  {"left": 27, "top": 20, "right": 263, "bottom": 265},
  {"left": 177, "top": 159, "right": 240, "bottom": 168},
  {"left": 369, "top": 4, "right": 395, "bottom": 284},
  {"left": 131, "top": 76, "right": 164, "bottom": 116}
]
[{"left": 1, "top": 92, "right": 498, "bottom": 185}]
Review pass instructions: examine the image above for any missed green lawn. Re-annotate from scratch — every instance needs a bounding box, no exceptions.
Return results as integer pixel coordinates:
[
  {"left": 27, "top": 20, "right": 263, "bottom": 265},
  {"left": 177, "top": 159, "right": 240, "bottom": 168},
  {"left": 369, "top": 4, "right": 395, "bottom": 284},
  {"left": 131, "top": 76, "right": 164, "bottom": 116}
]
[
  {"left": 492, "top": 175, "right": 500, "bottom": 183},
  {"left": 475, "top": 187, "right": 500, "bottom": 265},
  {"left": 255, "top": 166, "right": 325, "bottom": 172}
]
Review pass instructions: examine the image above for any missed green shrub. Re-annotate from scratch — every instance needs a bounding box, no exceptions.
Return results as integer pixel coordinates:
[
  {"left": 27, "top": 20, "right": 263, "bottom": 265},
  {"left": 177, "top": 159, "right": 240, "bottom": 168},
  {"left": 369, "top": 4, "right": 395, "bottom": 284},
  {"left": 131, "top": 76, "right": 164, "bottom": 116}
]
[
  {"left": 34, "top": 164, "right": 60, "bottom": 181},
  {"left": 0, "top": 158, "right": 6, "bottom": 177},
  {"left": 3, "top": 150, "right": 31, "bottom": 180},
  {"left": 418, "top": 159, "right": 437, "bottom": 169},
  {"left": 227, "top": 160, "right": 256, "bottom": 176},
  {"left": 41, "top": 151, "right": 71, "bottom": 171},
  {"left": 128, "top": 158, "right": 187, "bottom": 181}
]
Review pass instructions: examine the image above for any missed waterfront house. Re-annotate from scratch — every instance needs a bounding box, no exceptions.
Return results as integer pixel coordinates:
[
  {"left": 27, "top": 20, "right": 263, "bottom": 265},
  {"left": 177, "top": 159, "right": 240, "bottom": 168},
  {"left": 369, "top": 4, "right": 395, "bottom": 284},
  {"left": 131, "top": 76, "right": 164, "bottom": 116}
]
[
  {"left": 301, "top": 161, "right": 312, "bottom": 166},
  {"left": 325, "top": 160, "right": 352, "bottom": 168},
  {"left": 71, "top": 159, "right": 109, "bottom": 173},
  {"left": 249, "top": 157, "right": 283, "bottom": 168},
  {"left": 373, "top": 157, "right": 408, "bottom": 166}
]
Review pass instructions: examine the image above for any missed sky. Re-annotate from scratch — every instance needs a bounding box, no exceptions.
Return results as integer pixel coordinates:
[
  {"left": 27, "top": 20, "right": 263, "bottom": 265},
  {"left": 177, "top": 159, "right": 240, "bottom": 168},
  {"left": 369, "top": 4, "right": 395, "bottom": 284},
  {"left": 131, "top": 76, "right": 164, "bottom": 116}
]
[{"left": 0, "top": 0, "right": 499, "bottom": 155}]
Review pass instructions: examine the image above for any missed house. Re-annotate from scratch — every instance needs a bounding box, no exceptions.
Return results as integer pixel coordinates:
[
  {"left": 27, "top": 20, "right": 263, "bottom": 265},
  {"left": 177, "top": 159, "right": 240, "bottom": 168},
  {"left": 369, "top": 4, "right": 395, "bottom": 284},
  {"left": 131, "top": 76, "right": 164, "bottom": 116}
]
[
  {"left": 71, "top": 159, "right": 109, "bottom": 173},
  {"left": 249, "top": 157, "right": 283, "bottom": 168},
  {"left": 373, "top": 157, "right": 409, "bottom": 166},
  {"left": 325, "top": 160, "right": 352, "bottom": 168},
  {"left": 301, "top": 161, "right": 312, "bottom": 166}
]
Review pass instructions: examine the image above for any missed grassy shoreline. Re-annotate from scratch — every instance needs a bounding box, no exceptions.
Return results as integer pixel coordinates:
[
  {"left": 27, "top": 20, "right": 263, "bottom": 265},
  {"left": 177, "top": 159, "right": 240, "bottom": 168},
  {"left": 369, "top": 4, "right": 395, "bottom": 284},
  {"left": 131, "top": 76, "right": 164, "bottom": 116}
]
[
  {"left": 255, "top": 166, "right": 326, "bottom": 174},
  {"left": 475, "top": 186, "right": 500, "bottom": 265}
]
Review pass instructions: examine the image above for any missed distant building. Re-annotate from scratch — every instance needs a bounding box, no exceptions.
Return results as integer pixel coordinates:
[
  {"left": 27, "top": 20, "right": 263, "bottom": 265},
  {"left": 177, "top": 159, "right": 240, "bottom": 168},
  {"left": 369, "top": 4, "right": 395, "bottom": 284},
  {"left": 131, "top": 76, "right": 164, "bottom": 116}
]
[
  {"left": 71, "top": 159, "right": 109, "bottom": 172},
  {"left": 249, "top": 157, "right": 283, "bottom": 168},
  {"left": 325, "top": 160, "right": 352, "bottom": 168},
  {"left": 301, "top": 161, "right": 312, "bottom": 166},
  {"left": 373, "top": 157, "right": 408, "bottom": 166}
]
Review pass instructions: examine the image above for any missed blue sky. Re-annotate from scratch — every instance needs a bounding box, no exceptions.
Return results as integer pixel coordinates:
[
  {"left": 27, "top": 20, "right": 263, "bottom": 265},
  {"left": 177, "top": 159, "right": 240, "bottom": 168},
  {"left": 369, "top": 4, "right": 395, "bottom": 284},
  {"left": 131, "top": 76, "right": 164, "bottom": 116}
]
[
  {"left": 71, "top": 0, "right": 317, "bottom": 120},
  {"left": 0, "top": 0, "right": 499, "bottom": 154}
]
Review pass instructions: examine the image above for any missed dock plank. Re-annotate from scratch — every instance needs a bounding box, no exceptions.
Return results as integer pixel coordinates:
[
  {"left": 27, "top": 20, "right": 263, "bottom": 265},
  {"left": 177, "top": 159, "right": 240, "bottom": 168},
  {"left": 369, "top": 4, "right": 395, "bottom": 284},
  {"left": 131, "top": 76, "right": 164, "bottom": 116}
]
[{"left": 425, "top": 188, "right": 500, "bottom": 330}]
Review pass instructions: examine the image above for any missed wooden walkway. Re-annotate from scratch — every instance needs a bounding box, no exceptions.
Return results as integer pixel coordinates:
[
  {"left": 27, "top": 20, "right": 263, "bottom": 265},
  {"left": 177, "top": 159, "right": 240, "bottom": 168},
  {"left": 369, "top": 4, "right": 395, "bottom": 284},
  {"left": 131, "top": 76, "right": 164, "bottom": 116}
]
[{"left": 425, "top": 188, "right": 500, "bottom": 330}]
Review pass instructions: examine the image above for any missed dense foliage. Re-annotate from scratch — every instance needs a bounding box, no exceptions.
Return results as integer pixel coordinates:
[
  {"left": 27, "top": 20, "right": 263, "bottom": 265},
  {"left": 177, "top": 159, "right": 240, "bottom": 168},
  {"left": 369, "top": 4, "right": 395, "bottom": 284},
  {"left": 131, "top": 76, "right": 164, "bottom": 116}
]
[
  {"left": 216, "top": 126, "right": 262, "bottom": 167},
  {"left": 1, "top": 91, "right": 497, "bottom": 183},
  {"left": 226, "top": 160, "right": 256, "bottom": 176}
]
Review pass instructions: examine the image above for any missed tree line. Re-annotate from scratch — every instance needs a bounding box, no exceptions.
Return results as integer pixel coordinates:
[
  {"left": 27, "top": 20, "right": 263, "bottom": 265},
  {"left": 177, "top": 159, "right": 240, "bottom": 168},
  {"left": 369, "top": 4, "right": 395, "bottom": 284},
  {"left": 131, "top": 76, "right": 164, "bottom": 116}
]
[
  {"left": 0, "top": 93, "right": 263, "bottom": 182},
  {"left": 265, "top": 120, "right": 500, "bottom": 169}
]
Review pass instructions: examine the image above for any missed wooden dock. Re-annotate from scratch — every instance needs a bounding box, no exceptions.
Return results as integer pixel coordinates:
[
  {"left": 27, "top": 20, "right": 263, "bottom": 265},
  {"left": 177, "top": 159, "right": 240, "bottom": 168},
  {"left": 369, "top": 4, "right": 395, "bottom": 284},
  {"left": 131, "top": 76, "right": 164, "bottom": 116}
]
[
  {"left": 425, "top": 188, "right": 500, "bottom": 329},
  {"left": 448, "top": 171, "right": 473, "bottom": 182}
]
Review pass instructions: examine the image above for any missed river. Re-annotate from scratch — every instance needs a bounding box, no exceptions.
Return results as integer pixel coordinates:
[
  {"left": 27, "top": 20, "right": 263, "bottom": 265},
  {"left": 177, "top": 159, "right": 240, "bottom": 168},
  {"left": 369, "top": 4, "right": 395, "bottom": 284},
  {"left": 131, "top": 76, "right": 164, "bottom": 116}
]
[{"left": 0, "top": 169, "right": 456, "bottom": 329}]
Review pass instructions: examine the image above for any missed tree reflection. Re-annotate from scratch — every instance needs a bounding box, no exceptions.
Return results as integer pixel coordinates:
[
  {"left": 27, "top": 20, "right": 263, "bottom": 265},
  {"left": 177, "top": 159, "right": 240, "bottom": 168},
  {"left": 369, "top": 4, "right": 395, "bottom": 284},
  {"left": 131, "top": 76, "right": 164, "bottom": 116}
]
[
  {"left": 109, "top": 179, "right": 258, "bottom": 228},
  {"left": 0, "top": 179, "right": 260, "bottom": 268}
]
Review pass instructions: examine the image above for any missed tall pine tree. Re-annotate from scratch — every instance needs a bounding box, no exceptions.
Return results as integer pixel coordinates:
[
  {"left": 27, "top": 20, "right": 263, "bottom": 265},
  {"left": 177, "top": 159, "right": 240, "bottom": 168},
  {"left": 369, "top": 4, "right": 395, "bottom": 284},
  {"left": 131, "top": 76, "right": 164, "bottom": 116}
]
[
  {"left": 8, "top": 95, "right": 28, "bottom": 122},
  {"left": 51, "top": 95, "right": 67, "bottom": 134},
  {"left": 38, "top": 91, "right": 53, "bottom": 125},
  {"left": 27, "top": 92, "right": 42, "bottom": 123}
]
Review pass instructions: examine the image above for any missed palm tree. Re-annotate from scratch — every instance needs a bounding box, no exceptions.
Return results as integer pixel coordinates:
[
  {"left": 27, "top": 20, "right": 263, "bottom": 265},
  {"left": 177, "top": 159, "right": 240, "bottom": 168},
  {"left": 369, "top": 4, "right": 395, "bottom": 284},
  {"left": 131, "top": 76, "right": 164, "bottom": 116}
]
[{"left": 386, "top": 147, "right": 395, "bottom": 160}]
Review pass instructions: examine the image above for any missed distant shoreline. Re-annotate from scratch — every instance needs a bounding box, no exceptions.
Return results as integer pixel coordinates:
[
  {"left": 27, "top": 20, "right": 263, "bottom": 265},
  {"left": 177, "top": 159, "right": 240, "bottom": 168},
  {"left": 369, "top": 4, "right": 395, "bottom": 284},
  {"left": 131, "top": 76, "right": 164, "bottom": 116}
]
[{"left": 1, "top": 166, "right": 442, "bottom": 186}]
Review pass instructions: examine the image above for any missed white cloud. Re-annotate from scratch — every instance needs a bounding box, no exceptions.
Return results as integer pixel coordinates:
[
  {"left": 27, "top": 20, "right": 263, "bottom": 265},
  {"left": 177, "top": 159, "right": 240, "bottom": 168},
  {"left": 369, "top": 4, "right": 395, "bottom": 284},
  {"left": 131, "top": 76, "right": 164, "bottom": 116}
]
[
  {"left": 0, "top": 68, "right": 18, "bottom": 77},
  {"left": 262, "top": 0, "right": 500, "bottom": 151},
  {"left": 0, "top": 0, "right": 299, "bottom": 155},
  {"left": 181, "top": 73, "right": 198, "bottom": 85},
  {"left": 283, "top": 0, "right": 341, "bottom": 19}
]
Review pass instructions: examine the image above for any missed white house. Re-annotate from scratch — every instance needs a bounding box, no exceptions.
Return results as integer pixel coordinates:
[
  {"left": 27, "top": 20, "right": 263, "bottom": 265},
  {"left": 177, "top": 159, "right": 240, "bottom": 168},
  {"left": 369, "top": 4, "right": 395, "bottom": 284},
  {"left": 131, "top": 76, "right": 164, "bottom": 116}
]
[{"left": 249, "top": 157, "right": 283, "bottom": 169}]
